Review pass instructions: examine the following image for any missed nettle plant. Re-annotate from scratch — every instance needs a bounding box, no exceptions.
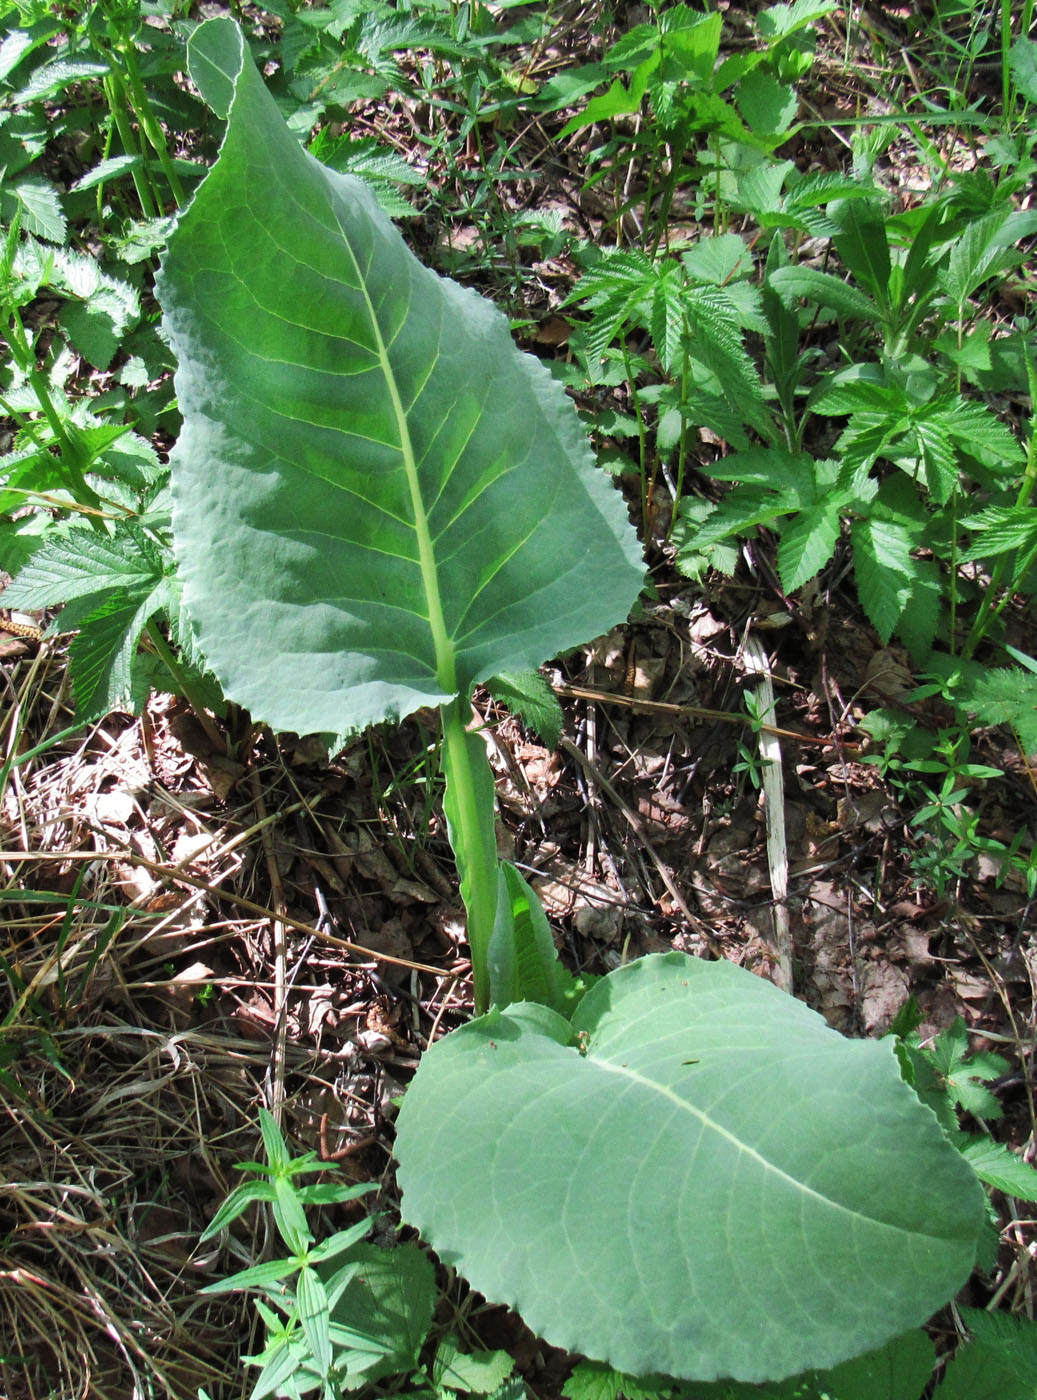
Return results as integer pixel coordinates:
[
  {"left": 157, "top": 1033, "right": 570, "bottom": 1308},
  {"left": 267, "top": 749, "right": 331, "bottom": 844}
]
[
  {"left": 672, "top": 186, "right": 1037, "bottom": 663},
  {"left": 163, "top": 19, "right": 986, "bottom": 1393},
  {"left": 555, "top": 0, "right": 836, "bottom": 248}
]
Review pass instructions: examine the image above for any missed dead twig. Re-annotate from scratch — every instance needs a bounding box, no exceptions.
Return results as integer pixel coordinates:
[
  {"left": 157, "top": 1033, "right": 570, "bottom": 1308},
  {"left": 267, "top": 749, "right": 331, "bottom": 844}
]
[
  {"left": 555, "top": 680, "right": 861, "bottom": 750},
  {"left": 0, "top": 848, "right": 454, "bottom": 981}
]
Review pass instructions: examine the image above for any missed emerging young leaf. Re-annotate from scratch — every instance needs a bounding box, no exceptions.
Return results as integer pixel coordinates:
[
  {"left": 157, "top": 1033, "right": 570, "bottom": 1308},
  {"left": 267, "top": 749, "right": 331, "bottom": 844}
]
[
  {"left": 395, "top": 954, "right": 984, "bottom": 1386},
  {"left": 486, "top": 860, "right": 580, "bottom": 1015},
  {"left": 158, "top": 18, "right": 643, "bottom": 742}
]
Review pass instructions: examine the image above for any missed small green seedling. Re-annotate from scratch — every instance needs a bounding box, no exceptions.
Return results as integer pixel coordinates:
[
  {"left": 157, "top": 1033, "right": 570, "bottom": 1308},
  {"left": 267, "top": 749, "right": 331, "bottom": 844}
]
[
  {"left": 892, "top": 998, "right": 1037, "bottom": 1205},
  {"left": 200, "top": 1107, "right": 436, "bottom": 1400}
]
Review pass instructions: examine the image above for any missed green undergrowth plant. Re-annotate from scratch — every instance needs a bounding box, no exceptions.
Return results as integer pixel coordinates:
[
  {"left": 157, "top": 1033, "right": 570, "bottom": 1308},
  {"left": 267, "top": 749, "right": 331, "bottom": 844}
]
[
  {"left": 0, "top": 208, "right": 154, "bottom": 540},
  {"left": 561, "top": 231, "right": 770, "bottom": 536},
  {"left": 662, "top": 179, "right": 1037, "bottom": 858},
  {"left": 162, "top": 18, "right": 996, "bottom": 1394},
  {"left": 0, "top": 207, "right": 215, "bottom": 717},
  {"left": 0, "top": 505, "right": 221, "bottom": 721},
  {"left": 200, "top": 1107, "right": 518, "bottom": 1400},
  {"left": 562, "top": 59, "right": 1037, "bottom": 666},
  {"left": 0, "top": 0, "right": 205, "bottom": 399},
  {"left": 860, "top": 705, "right": 1037, "bottom": 898},
  {"left": 556, "top": 0, "right": 836, "bottom": 247},
  {"left": 545, "top": 3, "right": 1037, "bottom": 680},
  {"left": 0, "top": 215, "right": 217, "bottom": 719},
  {"left": 561, "top": 1304, "right": 1037, "bottom": 1400},
  {"left": 672, "top": 192, "right": 1037, "bottom": 663},
  {"left": 892, "top": 999, "right": 1037, "bottom": 1203},
  {"left": 857, "top": 635, "right": 1037, "bottom": 898},
  {"left": 0, "top": 4, "right": 242, "bottom": 722}
]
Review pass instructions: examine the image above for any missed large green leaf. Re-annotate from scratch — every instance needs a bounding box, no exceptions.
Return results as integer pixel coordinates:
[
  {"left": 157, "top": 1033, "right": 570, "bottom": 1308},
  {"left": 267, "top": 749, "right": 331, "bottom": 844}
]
[
  {"left": 395, "top": 954, "right": 984, "bottom": 1385},
  {"left": 157, "top": 18, "right": 642, "bottom": 740}
]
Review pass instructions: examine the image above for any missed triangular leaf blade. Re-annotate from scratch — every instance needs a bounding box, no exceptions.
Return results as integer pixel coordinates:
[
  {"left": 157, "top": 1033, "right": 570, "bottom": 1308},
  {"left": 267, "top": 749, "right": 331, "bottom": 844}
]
[{"left": 158, "top": 18, "right": 643, "bottom": 742}]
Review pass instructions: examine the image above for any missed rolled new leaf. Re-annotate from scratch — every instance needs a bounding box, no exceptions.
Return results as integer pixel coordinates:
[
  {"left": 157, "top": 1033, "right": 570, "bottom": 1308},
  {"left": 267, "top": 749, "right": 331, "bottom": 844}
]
[
  {"left": 157, "top": 17, "right": 643, "bottom": 741},
  {"left": 395, "top": 954, "right": 985, "bottom": 1385}
]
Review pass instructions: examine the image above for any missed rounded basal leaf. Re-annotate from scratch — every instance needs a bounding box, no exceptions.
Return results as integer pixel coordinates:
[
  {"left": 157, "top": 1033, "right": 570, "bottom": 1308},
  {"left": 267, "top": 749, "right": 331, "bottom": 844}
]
[
  {"left": 394, "top": 954, "right": 984, "bottom": 1385},
  {"left": 157, "top": 18, "right": 643, "bottom": 740}
]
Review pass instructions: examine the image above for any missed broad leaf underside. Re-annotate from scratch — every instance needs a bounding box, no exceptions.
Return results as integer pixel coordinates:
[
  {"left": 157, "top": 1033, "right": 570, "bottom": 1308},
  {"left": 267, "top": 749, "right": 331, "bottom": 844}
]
[
  {"left": 395, "top": 954, "right": 984, "bottom": 1384},
  {"left": 158, "top": 19, "right": 643, "bottom": 739}
]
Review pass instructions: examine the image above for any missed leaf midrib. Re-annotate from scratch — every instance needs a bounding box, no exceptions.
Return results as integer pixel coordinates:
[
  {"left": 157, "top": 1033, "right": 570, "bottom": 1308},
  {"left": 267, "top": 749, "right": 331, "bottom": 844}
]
[
  {"left": 335, "top": 209, "right": 457, "bottom": 696},
  {"left": 589, "top": 1052, "right": 960, "bottom": 1241}
]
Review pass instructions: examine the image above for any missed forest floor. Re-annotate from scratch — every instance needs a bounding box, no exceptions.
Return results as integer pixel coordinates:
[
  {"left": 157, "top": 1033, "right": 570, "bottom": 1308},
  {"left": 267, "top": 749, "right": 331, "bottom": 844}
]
[{"left": 2, "top": 3, "right": 1036, "bottom": 1398}]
